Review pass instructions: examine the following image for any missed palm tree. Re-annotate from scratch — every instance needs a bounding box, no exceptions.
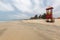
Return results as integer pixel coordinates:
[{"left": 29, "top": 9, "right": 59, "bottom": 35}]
[
  {"left": 41, "top": 13, "right": 46, "bottom": 19},
  {"left": 39, "top": 14, "right": 42, "bottom": 19}
]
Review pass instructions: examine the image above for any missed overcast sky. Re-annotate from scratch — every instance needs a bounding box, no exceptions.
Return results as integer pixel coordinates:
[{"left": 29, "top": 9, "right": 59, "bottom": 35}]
[{"left": 0, "top": 0, "right": 60, "bottom": 20}]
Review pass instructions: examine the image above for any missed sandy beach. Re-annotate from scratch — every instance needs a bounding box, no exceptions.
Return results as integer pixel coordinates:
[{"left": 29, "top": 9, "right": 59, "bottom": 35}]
[{"left": 0, "top": 19, "right": 60, "bottom": 40}]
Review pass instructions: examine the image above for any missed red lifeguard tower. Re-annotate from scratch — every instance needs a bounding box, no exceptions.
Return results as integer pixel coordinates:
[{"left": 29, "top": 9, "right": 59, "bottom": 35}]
[{"left": 46, "top": 6, "right": 54, "bottom": 22}]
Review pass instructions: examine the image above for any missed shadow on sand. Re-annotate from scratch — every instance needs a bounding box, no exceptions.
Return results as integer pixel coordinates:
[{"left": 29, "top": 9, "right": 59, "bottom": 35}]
[{"left": 0, "top": 28, "right": 7, "bottom": 36}]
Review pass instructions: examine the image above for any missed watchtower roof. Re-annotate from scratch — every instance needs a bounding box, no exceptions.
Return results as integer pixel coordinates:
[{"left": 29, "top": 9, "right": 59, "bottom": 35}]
[{"left": 46, "top": 6, "right": 53, "bottom": 10}]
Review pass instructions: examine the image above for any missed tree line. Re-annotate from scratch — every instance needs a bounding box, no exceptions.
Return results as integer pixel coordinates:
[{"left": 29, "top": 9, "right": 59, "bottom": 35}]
[{"left": 30, "top": 13, "right": 46, "bottom": 19}]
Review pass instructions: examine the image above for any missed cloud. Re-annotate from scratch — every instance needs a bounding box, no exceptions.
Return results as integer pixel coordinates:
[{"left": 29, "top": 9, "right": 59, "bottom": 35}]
[
  {"left": 51, "top": 0, "right": 60, "bottom": 18},
  {"left": 8, "top": 13, "right": 29, "bottom": 19},
  {"left": 12, "top": 0, "right": 46, "bottom": 14},
  {"left": 0, "top": 0, "right": 60, "bottom": 20},
  {"left": 0, "top": 1, "right": 14, "bottom": 11},
  {"left": 12, "top": 0, "right": 33, "bottom": 12}
]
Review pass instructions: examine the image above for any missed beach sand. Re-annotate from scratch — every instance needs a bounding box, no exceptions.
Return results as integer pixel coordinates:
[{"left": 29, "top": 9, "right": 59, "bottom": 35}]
[{"left": 0, "top": 19, "right": 60, "bottom": 40}]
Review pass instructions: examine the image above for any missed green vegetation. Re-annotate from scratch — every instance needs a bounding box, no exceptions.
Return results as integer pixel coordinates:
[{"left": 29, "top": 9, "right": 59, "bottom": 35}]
[{"left": 30, "top": 13, "right": 46, "bottom": 19}]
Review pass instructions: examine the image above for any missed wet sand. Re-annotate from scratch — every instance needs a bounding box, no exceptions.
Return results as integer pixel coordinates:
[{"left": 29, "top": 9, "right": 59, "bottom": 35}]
[{"left": 0, "top": 19, "right": 60, "bottom": 40}]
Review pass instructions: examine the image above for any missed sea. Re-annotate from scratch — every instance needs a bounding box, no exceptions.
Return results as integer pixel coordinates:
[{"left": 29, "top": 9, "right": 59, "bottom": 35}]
[{"left": 0, "top": 19, "right": 22, "bottom": 23}]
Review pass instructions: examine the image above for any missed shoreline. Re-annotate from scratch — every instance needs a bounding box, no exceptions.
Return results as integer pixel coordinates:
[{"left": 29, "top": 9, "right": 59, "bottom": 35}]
[{"left": 0, "top": 19, "right": 60, "bottom": 26}]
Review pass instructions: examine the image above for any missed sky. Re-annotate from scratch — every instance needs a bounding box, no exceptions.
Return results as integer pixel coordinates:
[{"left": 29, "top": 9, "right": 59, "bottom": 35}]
[{"left": 0, "top": 0, "right": 60, "bottom": 20}]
